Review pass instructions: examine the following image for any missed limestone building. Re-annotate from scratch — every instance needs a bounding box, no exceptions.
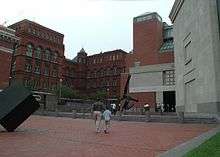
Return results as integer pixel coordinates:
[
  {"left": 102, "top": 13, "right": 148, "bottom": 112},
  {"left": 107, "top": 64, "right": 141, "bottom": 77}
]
[{"left": 170, "top": 0, "right": 220, "bottom": 116}]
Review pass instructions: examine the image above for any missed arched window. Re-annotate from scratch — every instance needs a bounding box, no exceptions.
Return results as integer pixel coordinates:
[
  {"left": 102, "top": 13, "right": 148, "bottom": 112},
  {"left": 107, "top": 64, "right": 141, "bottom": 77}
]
[
  {"left": 35, "top": 47, "right": 41, "bottom": 59},
  {"left": 50, "top": 52, "right": 55, "bottom": 62},
  {"left": 26, "top": 44, "right": 33, "bottom": 57},
  {"left": 54, "top": 52, "right": 58, "bottom": 62},
  {"left": 113, "top": 67, "right": 117, "bottom": 75},
  {"left": 45, "top": 49, "right": 50, "bottom": 61}
]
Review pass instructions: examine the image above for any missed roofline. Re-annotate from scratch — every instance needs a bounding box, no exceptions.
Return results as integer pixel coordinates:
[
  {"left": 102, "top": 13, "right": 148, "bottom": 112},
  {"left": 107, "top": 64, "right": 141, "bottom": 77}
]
[
  {"left": 88, "top": 49, "right": 128, "bottom": 57},
  {"left": 133, "top": 12, "right": 160, "bottom": 19},
  {"left": 65, "top": 58, "right": 77, "bottom": 64},
  {"left": 169, "top": 0, "right": 185, "bottom": 23},
  {"left": 9, "top": 19, "right": 64, "bottom": 37}
]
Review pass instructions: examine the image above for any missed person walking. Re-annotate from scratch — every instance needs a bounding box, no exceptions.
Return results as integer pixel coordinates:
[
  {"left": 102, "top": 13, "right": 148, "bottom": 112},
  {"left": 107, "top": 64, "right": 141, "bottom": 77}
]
[
  {"left": 111, "top": 103, "right": 117, "bottom": 115},
  {"left": 92, "top": 99, "right": 104, "bottom": 133},
  {"left": 102, "top": 105, "right": 112, "bottom": 134}
]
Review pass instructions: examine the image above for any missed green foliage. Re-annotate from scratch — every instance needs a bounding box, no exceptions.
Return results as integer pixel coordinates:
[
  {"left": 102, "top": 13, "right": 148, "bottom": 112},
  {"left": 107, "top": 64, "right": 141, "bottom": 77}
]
[
  {"left": 88, "top": 90, "right": 107, "bottom": 101},
  {"left": 55, "top": 85, "right": 80, "bottom": 99},
  {"left": 184, "top": 132, "right": 220, "bottom": 157},
  {"left": 96, "top": 90, "right": 108, "bottom": 100}
]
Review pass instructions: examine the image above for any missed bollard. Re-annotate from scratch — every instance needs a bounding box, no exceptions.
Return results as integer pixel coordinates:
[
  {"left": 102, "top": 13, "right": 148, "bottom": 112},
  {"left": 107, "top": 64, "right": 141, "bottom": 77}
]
[
  {"left": 178, "top": 112, "right": 184, "bottom": 123},
  {"left": 55, "top": 108, "right": 59, "bottom": 117},
  {"left": 82, "top": 109, "right": 85, "bottom": 119},
  {"left": 145, "top": 111, "right": 151, "bottom": 122}
]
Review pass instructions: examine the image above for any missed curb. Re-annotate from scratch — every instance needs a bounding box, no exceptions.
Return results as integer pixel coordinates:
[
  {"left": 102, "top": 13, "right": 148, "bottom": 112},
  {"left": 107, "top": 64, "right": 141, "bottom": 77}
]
[{"left": 158, "top": 125, "right": 220, "bottom": 157}]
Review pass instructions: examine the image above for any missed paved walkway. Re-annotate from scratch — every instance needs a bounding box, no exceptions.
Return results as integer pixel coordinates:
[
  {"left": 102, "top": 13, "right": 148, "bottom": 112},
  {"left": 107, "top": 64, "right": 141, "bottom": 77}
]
[{"left": 0, "top": 116, "right": 217, "bottom": 157}]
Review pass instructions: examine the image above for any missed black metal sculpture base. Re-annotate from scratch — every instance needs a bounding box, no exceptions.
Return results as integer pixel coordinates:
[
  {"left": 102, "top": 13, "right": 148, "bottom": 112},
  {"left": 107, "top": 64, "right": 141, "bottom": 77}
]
[{"left": 0, "top": 83, "right": 40, "bottom": 132}]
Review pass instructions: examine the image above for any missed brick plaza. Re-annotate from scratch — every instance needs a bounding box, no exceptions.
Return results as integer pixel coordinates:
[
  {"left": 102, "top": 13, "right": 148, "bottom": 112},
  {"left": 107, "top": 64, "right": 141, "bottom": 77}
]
[{"left": 0, "top": 116, "right": 216, "bottom": 157}]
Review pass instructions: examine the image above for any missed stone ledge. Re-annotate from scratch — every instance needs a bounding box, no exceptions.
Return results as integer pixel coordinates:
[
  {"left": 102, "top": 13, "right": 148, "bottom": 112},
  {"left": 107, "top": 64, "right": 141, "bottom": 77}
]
[{"left": 158, "top": 126, "right": 220, "bottom": 157}]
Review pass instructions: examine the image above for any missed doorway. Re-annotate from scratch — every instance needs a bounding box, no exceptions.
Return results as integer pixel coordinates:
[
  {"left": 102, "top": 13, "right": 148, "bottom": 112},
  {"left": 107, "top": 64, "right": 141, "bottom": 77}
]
[{"left": 163, "top": 91, "right": 176, "bottom": 112}]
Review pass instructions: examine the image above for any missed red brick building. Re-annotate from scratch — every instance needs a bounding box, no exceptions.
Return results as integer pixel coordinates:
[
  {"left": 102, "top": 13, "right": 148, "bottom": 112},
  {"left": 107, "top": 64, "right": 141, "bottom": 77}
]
[
  {"left": 1, "top": 19, "right": 127, "bottom": 101},
  {"left": 9, "top": 19, "right": 65, "bottom": 92},
  {"left": 85, "top": 49, "right": 127, "bottom": 98},
  {"left": 63, "top": 48, "right": 127, "bottom": 99},
  {"left": 0, "top": 25, "right": 19, "bottom": 90},
  {"left": 1, "top": 12, "right": 175, "bottom": 110},
  {"left": 62, "top": 49, "right": 87, "bottom": 94},
  {"left": 121, "top": 12, "right": 175, "bottom": 110}
]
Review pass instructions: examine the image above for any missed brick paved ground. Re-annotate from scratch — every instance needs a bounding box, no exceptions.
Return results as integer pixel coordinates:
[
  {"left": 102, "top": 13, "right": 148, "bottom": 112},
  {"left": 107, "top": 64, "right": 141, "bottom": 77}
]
[{"left": 0, "top": 116, "right": 216, "bottom": 157}]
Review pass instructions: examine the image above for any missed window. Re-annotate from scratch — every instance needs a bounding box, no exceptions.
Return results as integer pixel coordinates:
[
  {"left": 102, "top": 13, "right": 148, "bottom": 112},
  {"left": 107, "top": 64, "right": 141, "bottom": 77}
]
[
  {"left": 183, "top": 33, "right": 192, "bottom": 65},
  {"left": 44, "top": 65, "right": 49, "bottom": 76},
  {"left": 99, "top": 70, "right": 103, "bottom": 77},
  {"left": 25, "top": 62, "right": 32, "bottom": 72},
  {"left": 34, "top": 79, "right": 40, "bottom": 89},
  {"left": 45, "top": 49, "right": 50, "bottom": 61},
  {"left": 26, "top": 44, "right": 33, "bottom": 57},
  {"left": 34, "top": 62, "right": 41, "bottom": 74},
  {"left": 113, "top": 80, "right": 117, "bottom": 86},
  {"left": 36, "top": 30, "right": 40, "bottom": 36},
  {"left": 52, "top": 66, "right": 58, "bottom": 77},
  {"left": 35, "top": 47, "right": 41, "bottom": 59},
  {"left": 54, "top": 52, "right": 58, "bottom": 62},
  {"left": 32, "top": 29, "right": 36, "bottom": 35},
  {"left": 163, "top": 28, "right": 173, "bottom": 39},
  {"left": 112, "top": 55, "right": 115, "bottom": 61},
  {"left": 184, "top": 41, "right": 192, "bottom": 64},
  {"left": 113, "top": 67, "right": 117, "bottom": 75},
  {"left": 106, "top": 68, "right": 110, "bottom": 76},
  {"left": 43, "top": 81, "right": 49, "bottom": 89},
  {"left": 163, "top": 70, "right": 175, "bottom": 85},
  {"left": 50, "top": 52, "right": 55, "bottom": 62}
]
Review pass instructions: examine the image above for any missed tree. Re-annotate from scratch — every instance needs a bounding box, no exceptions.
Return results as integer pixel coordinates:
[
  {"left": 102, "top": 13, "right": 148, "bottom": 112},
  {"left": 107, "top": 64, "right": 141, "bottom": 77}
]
[
  {"left": 55, "top": 85, "right": 77, "bottom": 99},
  {"left": 89, "top": 90, "right": 107, "bottom": 101}
]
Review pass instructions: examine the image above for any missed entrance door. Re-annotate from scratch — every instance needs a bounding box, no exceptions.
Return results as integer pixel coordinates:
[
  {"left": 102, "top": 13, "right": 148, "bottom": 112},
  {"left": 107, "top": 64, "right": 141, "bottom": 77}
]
[{"left": 163, "top": 91, "right": 176, "bottom": 112}]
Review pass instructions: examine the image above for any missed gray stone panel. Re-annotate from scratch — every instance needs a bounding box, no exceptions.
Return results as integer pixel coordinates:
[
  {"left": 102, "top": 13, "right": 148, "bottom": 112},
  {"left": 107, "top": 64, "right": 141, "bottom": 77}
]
[
  {"left": 170, "top": 0, "right": 220, "bottom": 113},
  {"left": 197, "top": 102, "right": 220, "bottom": 115}
]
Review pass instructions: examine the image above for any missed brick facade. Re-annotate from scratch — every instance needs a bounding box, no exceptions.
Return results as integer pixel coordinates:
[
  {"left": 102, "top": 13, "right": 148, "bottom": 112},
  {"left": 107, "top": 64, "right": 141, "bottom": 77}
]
[
  {"left": 9, "top": 20, "right": 64, "bottom": 92},
  {"left": 85, "top": 49, "right": 127, "bottom": 98},
  {"left": 63, "top": 49, "right": 127, "bottom": 99},
  {"left": 1, "top": 12, "right": 174, "bottom": 108},
  {"left": 0, "top": 25, "right": 19, "bottom": 89},
  {"left": 121, "top": 12, "right": 174, "bottom": 108}
]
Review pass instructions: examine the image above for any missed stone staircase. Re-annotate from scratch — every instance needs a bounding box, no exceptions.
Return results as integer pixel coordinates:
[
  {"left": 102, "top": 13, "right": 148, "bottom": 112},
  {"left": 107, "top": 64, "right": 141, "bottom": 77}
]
[{"left": 34, "top": 110, "right": 219, "bottom": 124}]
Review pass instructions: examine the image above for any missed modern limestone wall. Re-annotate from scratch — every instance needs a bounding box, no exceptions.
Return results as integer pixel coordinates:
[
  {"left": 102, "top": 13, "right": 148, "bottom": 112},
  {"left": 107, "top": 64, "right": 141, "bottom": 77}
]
[
  {"left": 170, "top": 0, "right": 220, "bottom": 115},
  {"left": 129, "top": 63, "right": 175, "bottom": 106}
]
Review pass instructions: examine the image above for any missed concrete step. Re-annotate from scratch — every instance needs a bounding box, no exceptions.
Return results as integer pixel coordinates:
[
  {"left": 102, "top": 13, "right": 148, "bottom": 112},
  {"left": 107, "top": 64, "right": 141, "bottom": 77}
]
[{"left": 34, "top": 111, "right": 219, "bottom": 124}]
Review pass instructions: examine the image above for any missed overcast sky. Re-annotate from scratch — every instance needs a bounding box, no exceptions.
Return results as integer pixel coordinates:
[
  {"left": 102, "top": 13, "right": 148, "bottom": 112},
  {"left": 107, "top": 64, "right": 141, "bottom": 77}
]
[{"left": 1, "top": 0, "right": 175, "bottom": 59}]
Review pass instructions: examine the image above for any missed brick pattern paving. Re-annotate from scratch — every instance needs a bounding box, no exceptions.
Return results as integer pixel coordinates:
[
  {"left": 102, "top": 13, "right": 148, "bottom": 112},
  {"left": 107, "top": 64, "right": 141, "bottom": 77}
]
[{"left": 0, "top": 116, "right": 216, "bottom": 157}]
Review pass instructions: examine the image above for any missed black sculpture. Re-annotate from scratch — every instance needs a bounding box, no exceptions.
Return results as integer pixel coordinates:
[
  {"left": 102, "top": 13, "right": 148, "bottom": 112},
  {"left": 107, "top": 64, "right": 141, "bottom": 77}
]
[
  {"left": 118, "top": 74, "right": 138, "bottom": 114},
  {"left": 0, "top": 83, "right": 40, "bottom": 132}
]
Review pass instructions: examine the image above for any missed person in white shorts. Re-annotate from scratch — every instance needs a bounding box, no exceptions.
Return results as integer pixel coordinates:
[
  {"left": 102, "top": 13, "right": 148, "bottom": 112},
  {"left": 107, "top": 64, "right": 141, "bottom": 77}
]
[{"left": 92, "top": 99, "right": 104, "bottom": 133}]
